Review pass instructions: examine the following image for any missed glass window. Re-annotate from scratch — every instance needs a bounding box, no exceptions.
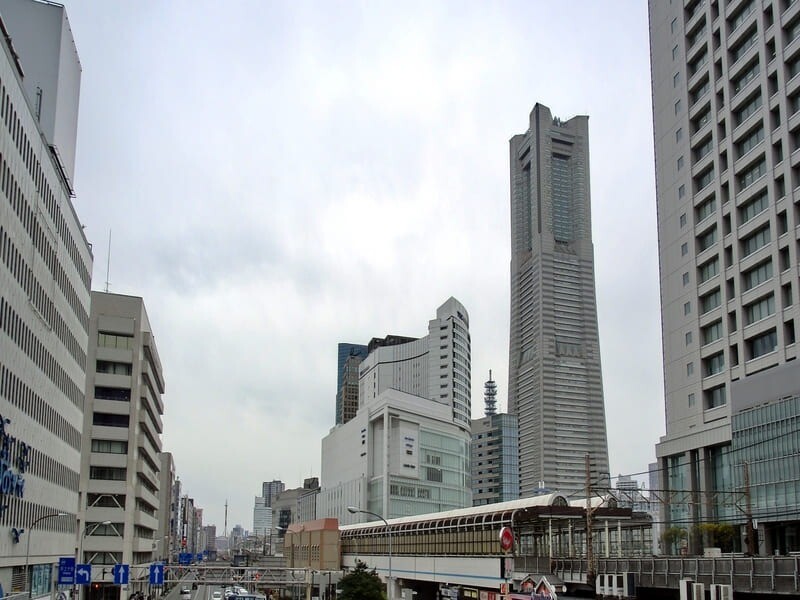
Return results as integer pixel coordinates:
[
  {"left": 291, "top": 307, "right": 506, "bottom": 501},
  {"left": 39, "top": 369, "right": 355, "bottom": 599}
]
[
  {"left": 743, "top": 260, "right": 773, "bottom": 290},
  {"left": 748, "top": 329, "right": 778, "bottom": 358},
  {"left": 742, "top": 225, "right": 771, "bottom": 256},
  {"left": 738, "top": 158, "right": 766, "bottom": 190},
  {"left": 97, "top": 332, "right": 133, "bottom": 349},
  {"left": 698, "top": 226, "right": 718, "bottom": 251},
  {"left": 705, "top": 385, "right": 726, "bottom": 408},
  {"left": 699, "top": 257, "right": 720, "bottom": 283},
  {"left": 703, "top": 351, "right": 725, "bottom": 376},
  {"left": 696, "top": 196, "right": 717, "bottom": 222},
  {"left": 739, "top": 189, "right": 768, "bottom": 224},
  {"left": 701, "top": 288, "right": 722, "bottom": 313},
  {"left": 735, "top": 125, "right": 764, "bottom": 158},
  {"left": 744, "top": 294, "right": 775, "bottom": 324},
  {"left": 734, "top": 92, "right": 762, "bottom": 125},
  {"left": 701, "top": 320, "right": 723, "bottom": 345}
]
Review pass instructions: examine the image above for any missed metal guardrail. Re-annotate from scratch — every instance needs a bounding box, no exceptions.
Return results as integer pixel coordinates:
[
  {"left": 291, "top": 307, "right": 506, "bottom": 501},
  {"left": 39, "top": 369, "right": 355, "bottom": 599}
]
[{"left": 543, "top": 555, "right": 800, "bottom": 595}]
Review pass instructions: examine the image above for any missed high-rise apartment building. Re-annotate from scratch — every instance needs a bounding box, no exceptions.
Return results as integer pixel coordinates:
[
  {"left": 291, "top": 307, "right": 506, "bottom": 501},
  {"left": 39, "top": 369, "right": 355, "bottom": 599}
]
[
  {"left": 79, "top": 292, "right": 165, "bottom": 590},
  {"left": 508, "top": 103, "right": 610, "bottom": 497},
  {"left": 649, "top": 0, "right": 800, "bottom": 550},
  {"left": 0, "top": 1, "right": 91, "bottom": 597},
  {"left": 336, "top": 343, "right": 368, "bottom": 424}
]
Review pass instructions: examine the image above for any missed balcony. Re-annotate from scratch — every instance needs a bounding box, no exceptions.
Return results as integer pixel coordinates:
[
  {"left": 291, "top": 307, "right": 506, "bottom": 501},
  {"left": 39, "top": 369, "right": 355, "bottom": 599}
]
[
  {"left": 134, "top": 481, "right": 159, "bottom": 507},
  {"left": 134, "top": 510, "right": 159, "bottom": 531}
]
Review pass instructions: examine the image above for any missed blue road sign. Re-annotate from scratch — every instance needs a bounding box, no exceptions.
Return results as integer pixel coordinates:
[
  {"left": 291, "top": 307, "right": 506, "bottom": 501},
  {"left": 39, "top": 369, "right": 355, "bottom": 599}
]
[
  {"left": 178, "top": 552, "right": 192, "bottom": 565},
  {"left": 195, "top": 553, "right": 202, "bottom": 562},
  {"left": 112, "top": 564, "right": 129, "bottom": 585},
  {"left": 75, "top": 564, "right": 92, "bottom": 586},
  {"left": 149, "top": 563, "right": 164, "bottom": 586},
  {"left": 58, "top": 557, "right": 76, "bottom": 585}
]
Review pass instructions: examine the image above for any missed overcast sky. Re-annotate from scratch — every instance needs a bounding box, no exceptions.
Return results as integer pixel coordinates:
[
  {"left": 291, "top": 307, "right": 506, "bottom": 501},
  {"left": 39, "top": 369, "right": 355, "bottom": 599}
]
[{"left": 59, "top": 0, "right": 663, "bottom": 530}]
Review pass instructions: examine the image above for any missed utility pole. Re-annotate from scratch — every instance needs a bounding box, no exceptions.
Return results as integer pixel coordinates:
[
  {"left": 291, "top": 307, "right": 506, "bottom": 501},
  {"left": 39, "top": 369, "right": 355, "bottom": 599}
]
[
  {"left": 744, "top": 461, "right": 757, "bottom": 555},
  {"left": 585, "top": 453, "right": 595, "bottom": 585}
]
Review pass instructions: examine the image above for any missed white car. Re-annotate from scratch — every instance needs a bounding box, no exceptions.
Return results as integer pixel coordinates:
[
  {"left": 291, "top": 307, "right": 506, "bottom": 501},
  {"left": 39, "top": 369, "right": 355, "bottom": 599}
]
[
  {"left": 212, "top": 593, "right": 222, "bottom": 600},
  {"left": 181, "top": 588, "right": 192, "bottom": 600}
]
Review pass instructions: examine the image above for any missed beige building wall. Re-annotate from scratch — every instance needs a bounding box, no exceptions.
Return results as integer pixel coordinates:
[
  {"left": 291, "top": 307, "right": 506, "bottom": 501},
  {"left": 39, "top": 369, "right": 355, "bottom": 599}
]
[{"left": 79, "top": 292, "right": 165, "bottom": 582}]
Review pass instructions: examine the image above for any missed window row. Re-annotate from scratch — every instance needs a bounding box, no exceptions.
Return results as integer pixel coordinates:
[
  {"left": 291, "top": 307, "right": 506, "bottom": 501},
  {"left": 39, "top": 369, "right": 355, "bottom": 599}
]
[
  {"left": 0, "top": 363, "right": 81, "bottom": 451},
  {"left": 0, "top": 296, "right": 84, "bottom": 408},
  {"left": 0, "top": 224, "right": 86, "bottom": 368}
]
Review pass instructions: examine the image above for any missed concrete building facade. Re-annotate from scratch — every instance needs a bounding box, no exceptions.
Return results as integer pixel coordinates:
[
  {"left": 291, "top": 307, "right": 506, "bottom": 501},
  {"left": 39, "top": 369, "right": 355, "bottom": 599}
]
[
  {"left": 649, "top": 0, "right": 800, "bottom": 546},
  {"left": 319, "top": 388, "right": 472, "bottom": 525},
  {"left": 0, "top": 1, "right": 92, "bottom": 596},
  {"left": 79, "top": 292, "right": 165, "bottom": 588},
  {"left": 358, "top": 297, "right": 472, "bottom": 432},
  {"left": 508, "top": 103, "right": 610, "bottom": 497}
]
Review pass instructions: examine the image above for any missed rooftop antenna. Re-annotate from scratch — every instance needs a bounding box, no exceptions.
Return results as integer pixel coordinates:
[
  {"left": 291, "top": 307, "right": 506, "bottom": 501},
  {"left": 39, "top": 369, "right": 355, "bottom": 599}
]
[
  {"left": 104, "top": 229, "right": 111, "bottom": 292},
  {"left": 484, "top": 369, "right": 497, "bottom": 416}
]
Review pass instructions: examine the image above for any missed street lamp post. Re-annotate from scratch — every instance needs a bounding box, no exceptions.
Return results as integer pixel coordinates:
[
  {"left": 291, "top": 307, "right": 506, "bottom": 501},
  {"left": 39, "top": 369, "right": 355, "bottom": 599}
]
[
  {"left": 347, "top": 506, "right": 392, "bottom": 600},
  {"left": 24, "top": 512, "right": 67, "bottom": 599}
]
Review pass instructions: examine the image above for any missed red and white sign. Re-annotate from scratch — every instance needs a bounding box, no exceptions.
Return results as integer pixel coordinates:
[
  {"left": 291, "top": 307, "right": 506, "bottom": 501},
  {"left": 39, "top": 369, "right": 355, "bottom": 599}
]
[{"left": 499, "top": 526, "right": 514, "bottom": 552}]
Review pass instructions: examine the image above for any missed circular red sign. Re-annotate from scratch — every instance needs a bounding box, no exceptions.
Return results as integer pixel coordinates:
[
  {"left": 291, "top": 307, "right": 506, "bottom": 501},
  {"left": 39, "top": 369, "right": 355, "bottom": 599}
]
[{"left": 499, "top": 526, "right": 514, "bottom": 552}]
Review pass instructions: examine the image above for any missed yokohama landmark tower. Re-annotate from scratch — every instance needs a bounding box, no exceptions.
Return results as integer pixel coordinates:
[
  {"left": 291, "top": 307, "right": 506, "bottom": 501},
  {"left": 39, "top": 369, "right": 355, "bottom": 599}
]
[{"left": 508, "top": 103, "right": 610, "bottom": 497}]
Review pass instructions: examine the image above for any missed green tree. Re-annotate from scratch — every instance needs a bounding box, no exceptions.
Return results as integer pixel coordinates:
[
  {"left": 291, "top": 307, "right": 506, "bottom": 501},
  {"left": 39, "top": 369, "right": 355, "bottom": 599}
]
[
  {"left": 338, "top": 560, "right": 385, "bottom": 600},
  {"left": 693, "top": 522, "right": 736, "bottom": 552},
  {"left": 661, "top": 526, "right": 687, "bottom": 555}
]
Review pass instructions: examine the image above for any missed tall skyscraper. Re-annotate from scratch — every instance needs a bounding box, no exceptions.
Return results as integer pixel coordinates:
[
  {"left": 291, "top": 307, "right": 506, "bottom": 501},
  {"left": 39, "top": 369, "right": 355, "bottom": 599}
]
[
  {"left": 0, "top": 1, "right": 91, "bottom": 596},
  {"left": 649, "top": 0, "right": 800, "bottom": 551},
  {"left": 336, "top": 343, "right": 368, "bottom": 424},
  {"left": 508, "top": 103, "right": 610, "bottom": 498},
  {"left": 79, "top": 292, "right": 165, "bottom": 583}
]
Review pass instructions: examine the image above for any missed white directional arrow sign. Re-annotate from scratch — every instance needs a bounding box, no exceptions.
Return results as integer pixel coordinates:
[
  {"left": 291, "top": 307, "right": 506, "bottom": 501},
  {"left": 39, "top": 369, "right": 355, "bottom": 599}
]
[
  {"left": 76, "top": 565, "right": 92, "bottom": 585},
  {"left": 149, "top": 564, "right": 164, "bottom": 585}
]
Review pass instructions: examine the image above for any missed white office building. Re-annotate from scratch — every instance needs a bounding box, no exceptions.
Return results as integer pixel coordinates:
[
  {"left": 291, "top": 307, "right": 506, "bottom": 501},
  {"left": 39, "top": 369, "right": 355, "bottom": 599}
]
[
  {"left": 79, "top": 292, "right": 165, "bottom": 595},
  {"left": 0, "top": 1, "right": 91, "bottom": 597},
  {"left": 358, "top": 297, "right": 472, "bottom": 433},
  {"left": 318, "top": 388, "right": 472, "bottom": 524}
]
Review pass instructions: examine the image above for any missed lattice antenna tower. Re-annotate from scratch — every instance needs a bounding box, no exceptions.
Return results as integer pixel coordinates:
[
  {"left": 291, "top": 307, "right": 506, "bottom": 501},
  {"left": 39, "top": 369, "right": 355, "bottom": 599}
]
[
  {"left": 484, "top": 369, "right": 497, "bottom": 416},
  {"left": 223, "top": 498, "right": 228, "bottom": 537}
]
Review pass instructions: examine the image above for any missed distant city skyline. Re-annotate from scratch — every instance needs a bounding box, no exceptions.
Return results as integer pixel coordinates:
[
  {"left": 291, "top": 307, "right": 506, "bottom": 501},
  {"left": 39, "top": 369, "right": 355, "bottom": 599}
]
[{"left": 51, "top": 0, "right": 660, "bottom": 529}]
